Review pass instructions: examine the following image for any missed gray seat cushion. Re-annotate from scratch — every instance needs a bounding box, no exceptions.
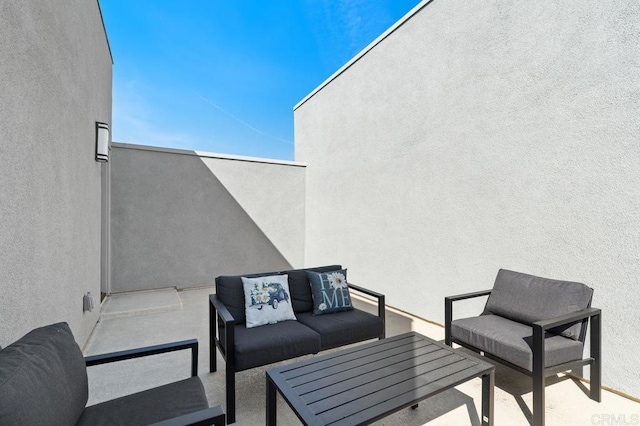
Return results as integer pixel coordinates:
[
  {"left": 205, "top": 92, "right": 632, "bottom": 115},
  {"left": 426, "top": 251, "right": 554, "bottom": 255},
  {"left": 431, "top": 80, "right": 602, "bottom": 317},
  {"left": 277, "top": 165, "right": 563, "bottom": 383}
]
[
  {"left": 484, "top": 269, "right": 593, "bottom": 340},
  {"left": 77, "top": 377, "right": 208, "bottom": 426},
  {"left": 0, "top": 322, "right": 88, "bottom": 426},
  {"left": 296, "top": 309, "right": 384, "bottom": 351},
  {"left": 451, "top": 314, "right": 584, "bottom": 371},
  {"left": 234, "top": 320, "right": 321, "bottom": 371},
  {"left": 216, "top": 265, "right": 342, "bottom": 323}
]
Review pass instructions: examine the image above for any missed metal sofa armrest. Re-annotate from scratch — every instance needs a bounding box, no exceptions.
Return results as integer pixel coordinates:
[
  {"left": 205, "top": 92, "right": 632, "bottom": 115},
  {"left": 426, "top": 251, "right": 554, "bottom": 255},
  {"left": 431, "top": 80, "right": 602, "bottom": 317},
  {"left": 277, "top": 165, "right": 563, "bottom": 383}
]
[
  {"left": 348, "top": 282, "right": 384, "bottom": 299},
  {"left": 348, "top": 282, "right": 386, "bottom": 339},
  {"left": 209, "top": 294, "right": 238, "bottom": 422},
  {"left": 150, "top": 405, "right": 226, "bottom": 426},
  {"left": 445, "top": 289, "right": 492, "bottom": 346},
  {"left": 210, "top": 294, "right": 235, "bottom": 324},
  {"left": 85, "top": 339, "right": 199, "bottom": 377},
  {"left": 209, "top": 294, "right": 236, "bottom": 373}
]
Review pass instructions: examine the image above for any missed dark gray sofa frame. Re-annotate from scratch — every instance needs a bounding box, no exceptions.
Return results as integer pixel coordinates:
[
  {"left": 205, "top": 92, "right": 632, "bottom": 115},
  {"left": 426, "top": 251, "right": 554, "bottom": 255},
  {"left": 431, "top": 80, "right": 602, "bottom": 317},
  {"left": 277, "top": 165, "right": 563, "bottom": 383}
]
[
  {"left": 445, "top": 272, "right": 601, "bottom": 426},
  {"left": 209, "top": 266, "right": 385, "bottom": 424}
]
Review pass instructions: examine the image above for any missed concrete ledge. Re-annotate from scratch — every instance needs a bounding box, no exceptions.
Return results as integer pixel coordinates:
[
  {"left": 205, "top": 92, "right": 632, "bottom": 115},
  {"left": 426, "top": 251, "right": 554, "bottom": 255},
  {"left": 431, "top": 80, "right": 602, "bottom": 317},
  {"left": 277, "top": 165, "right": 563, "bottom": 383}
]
[
  {"left": 100, "top": 288, "right": 182, "bottom": 319},
  {"left": 112, "top": 142, "right": 306, "bottom": 167}
]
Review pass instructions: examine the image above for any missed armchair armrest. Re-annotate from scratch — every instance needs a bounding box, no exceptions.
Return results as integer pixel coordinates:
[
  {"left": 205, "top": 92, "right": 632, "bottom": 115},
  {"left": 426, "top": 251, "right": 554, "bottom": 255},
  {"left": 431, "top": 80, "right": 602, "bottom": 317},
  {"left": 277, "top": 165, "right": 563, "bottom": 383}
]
[
  {"left": 85, "top": 339, "right": 199, "bottom": 377},
  {"left": 150, "top": 404, "right": 226, "bottom": 426},
  {"left": 445, "top": 289, "right": 492, "bottom": 346},
  {"left": 445, "top": 289, "right": 492, "bottom": 302},
  {"left": 532, "top": 307, "right": 601, "bottom": 331},
  {"left": 348, "top": 282, "right": 386, "bottom": 339},
  {"left": 532, "top": 307, "right": 601, "bottom": 390},
  {"left": 209, "top": 294, "right": 236, "bottom": 373}
]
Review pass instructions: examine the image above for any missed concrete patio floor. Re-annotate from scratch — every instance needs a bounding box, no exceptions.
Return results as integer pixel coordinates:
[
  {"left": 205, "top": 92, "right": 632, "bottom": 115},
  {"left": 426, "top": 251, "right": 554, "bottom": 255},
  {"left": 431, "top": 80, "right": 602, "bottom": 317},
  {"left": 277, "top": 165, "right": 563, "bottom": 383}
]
[{"left": 83, "top": 287, "right": 639, "bottom": 425}]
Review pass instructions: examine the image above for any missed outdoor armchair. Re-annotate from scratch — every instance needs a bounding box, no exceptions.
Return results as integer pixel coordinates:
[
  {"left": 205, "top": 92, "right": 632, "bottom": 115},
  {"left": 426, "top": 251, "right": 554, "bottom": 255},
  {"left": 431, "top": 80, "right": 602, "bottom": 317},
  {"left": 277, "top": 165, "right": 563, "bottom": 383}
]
[
  {"left": 445, "top": 269, "right": 601, "bottom": 426},
  {"left": 0, "top": 322, "right": 225, "bottom": 426}
]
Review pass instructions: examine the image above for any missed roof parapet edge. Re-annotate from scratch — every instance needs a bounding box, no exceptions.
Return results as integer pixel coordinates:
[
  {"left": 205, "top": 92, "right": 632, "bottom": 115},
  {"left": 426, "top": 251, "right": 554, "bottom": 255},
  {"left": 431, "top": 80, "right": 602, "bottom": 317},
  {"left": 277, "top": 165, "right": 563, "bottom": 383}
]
[
  {"left": 293, "top": 0, "right": 435, "bottom": 111},
  {"left": 111, "top": 142, "right": 306, "bottom": 167},
  {"left": 96, "top": 0, "right": 114, "bottom": 64}
]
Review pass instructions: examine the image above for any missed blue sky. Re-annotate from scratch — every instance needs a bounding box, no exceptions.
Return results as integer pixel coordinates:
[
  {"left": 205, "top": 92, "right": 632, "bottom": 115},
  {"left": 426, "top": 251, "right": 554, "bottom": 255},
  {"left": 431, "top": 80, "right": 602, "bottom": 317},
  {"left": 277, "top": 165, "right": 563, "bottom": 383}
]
[{"left": 100, "top": 0, "right": 421, "bottom": 161}]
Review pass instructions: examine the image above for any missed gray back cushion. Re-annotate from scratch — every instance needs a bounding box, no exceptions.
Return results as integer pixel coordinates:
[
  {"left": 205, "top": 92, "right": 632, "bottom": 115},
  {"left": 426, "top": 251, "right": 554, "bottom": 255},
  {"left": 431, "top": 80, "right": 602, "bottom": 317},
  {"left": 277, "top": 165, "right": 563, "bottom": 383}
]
[
  {"left": 484, "top": 269, "right": 593, "bottom": 340},
  {"left": 0, "top": 322, "right": 88, "bottom": 425},
  {"left": 216, "top": 265, "right": 342, "bottom": 323}
]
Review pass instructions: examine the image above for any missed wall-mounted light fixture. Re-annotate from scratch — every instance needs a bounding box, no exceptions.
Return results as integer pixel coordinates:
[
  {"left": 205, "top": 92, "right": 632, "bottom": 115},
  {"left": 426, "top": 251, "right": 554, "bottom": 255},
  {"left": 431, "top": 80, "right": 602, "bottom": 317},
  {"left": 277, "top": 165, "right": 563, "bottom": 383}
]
[{"left": 95, "top": 122, "right": 110, "bottom": 162}]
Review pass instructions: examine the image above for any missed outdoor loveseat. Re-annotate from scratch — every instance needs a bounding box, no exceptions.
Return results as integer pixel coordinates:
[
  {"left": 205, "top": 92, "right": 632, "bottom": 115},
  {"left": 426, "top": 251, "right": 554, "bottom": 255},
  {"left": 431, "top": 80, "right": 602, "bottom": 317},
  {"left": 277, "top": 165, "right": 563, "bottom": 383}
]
[
  {"left": 445, "top": 269, "right": 601, "bottom": 426},
  {"left": 209, "top": 265, "right": 385, "bottom": 424},
  {"left": 0, "top": 322, "right": 225, "bottom": 426}
]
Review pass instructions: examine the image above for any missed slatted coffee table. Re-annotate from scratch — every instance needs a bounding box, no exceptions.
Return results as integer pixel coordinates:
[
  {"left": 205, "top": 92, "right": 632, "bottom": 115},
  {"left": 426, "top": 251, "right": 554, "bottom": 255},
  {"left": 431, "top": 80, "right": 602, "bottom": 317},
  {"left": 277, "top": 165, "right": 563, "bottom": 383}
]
[{"left": 266, "top": 332, "right": 494, "bottom": 426}]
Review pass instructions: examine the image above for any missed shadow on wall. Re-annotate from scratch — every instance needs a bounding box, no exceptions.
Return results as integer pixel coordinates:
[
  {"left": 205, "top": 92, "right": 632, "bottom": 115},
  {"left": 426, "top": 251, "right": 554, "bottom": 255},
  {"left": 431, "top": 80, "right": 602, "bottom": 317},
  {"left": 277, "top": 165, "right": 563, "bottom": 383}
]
[{"left": 110, "top": 147, "right": 292, "bottom": 293}]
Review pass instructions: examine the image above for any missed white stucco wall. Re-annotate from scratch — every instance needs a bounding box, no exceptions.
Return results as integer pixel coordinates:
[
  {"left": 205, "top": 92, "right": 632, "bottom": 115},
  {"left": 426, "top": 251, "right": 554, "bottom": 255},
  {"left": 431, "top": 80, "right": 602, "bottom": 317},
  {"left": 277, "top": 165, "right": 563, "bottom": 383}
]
[
  {"left": 199, "top": 153, "right": 306, "bottom": 268},
  {"left": 110, "top": 144, "right": 305, "bottom": 292},
  {"left": 295, "top": 0, "right": 640, "bottom": 397},
  {"left": 0, "top": 1, "right": 112, "bottom": 345}
]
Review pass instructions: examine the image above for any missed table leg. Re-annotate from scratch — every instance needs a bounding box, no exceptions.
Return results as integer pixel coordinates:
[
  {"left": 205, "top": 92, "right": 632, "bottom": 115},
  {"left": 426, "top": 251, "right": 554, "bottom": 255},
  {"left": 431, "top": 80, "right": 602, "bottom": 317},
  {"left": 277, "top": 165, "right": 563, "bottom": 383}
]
[
  {"left": 481, "top": 370, "right": 494, "bottom": 426},
  {"left": 267, "top": 375, "right": 277, "bottom": 426}
]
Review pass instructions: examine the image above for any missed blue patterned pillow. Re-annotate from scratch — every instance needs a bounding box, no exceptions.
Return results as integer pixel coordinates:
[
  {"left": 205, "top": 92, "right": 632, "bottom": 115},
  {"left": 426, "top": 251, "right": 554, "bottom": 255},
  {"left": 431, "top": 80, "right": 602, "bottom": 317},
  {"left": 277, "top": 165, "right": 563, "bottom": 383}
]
[
  {"left": 306, "top": 269, "right": 354, "bottom": 315},
  {"left": 241, "top": 275, "right": 297, "bottom": 328}
]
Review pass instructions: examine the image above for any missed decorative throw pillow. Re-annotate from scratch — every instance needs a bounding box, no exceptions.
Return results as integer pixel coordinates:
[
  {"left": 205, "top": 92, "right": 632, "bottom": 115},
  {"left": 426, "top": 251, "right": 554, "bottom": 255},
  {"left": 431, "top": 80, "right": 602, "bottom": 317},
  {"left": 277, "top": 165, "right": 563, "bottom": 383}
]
[
  {"left": 241, "top": 274, "right": 297, "bottom": 328},
  {"left": 306, "top": 269, "right": 354, "bottom": 315}
]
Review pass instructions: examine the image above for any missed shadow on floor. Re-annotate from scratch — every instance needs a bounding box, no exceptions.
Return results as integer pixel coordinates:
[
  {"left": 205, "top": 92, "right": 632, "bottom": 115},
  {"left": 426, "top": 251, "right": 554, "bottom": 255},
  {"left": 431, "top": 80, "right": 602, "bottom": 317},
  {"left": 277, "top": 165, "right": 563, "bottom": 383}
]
[{"left": 452, "top": 346, "right": 593, "bottom": 426}]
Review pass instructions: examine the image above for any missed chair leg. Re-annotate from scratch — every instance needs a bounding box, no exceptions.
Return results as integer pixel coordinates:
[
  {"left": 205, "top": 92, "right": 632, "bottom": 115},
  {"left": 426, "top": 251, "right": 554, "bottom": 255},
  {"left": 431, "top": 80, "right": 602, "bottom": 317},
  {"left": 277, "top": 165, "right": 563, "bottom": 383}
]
[
  {"left": 379, "top": 295, "right": 386, "bottom": 339},
  {"left": 226, "top": 366, "right": 236, "bottom": 424},
  {"left": 532, "top": 327, "right": 546, "bottom": 426},
  {"left": 532, "top": 371, "right": 545, "bottom": 426},
  {"left": 210, "top": 348, "right": 217, "bottom": 373},
  {"left": 590, "top": 313, "right": 602, "bottom": 402},
  {"left": 209, "top": 301, "right": 217, "bottom": 373},
  {"left": 444, "top": 298, "right": 452, "bottom": 346}
]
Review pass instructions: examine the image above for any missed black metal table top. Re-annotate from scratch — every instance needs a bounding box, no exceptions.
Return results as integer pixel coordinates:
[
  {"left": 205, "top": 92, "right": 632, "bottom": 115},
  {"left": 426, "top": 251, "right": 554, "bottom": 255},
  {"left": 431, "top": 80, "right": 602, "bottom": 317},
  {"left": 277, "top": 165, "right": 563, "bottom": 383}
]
[{"left": 266, "top": 331, "right": 495, "bottom": 426}]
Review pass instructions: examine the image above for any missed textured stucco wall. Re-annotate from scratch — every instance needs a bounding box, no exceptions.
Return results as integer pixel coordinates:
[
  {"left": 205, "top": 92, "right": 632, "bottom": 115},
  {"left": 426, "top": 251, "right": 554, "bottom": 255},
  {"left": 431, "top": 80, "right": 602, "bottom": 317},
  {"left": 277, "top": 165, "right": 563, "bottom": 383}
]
[
  {"left": 110, "top": 144, "right": 305, "bottom": 293},
  {"left": 0, "top": 1, "right": 112, "bottom": 346},
  {"left": 295, "top": 0, "right": 640, "bottom": 396},
  {"left": 198, "top": 153, "right": 306, "bottom": 268}
]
